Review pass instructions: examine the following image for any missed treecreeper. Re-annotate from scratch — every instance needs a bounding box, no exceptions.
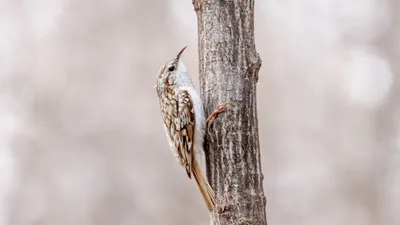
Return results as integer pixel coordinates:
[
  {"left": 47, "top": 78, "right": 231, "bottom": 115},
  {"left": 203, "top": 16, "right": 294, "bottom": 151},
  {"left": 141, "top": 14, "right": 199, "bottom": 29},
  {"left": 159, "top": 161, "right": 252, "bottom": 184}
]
[{"left": 155, "top": 46, "right": 227, "bottom": 213}]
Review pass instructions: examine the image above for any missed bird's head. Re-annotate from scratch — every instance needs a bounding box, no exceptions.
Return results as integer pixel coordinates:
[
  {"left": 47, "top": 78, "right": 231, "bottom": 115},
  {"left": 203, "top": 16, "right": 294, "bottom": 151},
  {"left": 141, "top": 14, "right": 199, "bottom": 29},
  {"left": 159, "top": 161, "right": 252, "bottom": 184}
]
[{"left": 155, "top": 46, "right": 189, "bottom": 89}]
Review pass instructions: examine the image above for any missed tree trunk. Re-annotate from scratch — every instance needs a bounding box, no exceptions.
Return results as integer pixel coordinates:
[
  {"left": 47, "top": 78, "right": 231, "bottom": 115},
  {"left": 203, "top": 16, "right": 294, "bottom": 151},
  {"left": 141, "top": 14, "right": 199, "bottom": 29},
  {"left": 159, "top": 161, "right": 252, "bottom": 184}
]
[{"left": 192, "top": 1, "right": 267, "bottom": 224}]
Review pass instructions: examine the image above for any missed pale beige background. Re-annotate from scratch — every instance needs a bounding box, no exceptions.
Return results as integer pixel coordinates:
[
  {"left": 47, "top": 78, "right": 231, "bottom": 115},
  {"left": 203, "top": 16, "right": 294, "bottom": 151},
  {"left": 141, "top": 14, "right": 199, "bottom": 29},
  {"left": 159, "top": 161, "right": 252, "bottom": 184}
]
[{"left": 0, "top": 0, "right": 399, "bottom": 225}]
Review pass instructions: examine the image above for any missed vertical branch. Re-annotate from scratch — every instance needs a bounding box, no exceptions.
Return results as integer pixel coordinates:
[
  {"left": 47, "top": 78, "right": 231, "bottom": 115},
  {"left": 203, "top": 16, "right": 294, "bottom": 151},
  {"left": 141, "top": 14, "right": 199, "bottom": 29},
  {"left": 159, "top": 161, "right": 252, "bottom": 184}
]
[{"left": 192, "top": 0, "right": 267, "bottom": 224}]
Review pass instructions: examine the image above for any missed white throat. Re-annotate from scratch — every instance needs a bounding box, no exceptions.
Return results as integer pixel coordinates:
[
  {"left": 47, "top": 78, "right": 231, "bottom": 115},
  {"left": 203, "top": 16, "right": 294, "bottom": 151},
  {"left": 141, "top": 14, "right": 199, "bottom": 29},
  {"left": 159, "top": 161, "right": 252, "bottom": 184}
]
[{"left": 175, "top": 60, "right": 195, "bottom": 88}]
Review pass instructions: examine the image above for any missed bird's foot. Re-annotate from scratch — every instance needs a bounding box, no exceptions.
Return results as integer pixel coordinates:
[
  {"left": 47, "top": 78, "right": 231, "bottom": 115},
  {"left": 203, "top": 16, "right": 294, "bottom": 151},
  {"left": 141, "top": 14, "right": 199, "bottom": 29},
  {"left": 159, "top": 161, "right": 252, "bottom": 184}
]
[{"left": 205, "top": 103, "right": 229, "bottom": 124}]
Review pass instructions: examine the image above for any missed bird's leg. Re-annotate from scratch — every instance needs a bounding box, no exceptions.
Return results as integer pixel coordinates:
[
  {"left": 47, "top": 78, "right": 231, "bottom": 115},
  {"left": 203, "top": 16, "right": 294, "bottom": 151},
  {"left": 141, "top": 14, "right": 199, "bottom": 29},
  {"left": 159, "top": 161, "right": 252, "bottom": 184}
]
[{"left": 205, "top": 103, "right": 228, "bottom": 124}]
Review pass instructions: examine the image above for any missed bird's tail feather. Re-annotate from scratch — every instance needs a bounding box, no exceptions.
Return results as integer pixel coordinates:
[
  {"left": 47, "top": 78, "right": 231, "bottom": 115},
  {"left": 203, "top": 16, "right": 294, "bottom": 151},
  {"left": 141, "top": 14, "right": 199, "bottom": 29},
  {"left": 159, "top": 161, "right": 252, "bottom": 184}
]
[{"left": 192, "top": 160, "right": 216, "bottom": 212}]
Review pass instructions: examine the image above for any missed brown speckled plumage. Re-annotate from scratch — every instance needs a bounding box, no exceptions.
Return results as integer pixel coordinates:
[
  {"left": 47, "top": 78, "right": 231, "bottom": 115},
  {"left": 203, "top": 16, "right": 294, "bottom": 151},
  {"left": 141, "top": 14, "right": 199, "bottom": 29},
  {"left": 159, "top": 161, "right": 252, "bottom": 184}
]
[
  {"left": 155, "top": 47, "right": 216, "bottom": 212},
  {"left": 158, "top": 87, "right": 195, "bottom": 178}
]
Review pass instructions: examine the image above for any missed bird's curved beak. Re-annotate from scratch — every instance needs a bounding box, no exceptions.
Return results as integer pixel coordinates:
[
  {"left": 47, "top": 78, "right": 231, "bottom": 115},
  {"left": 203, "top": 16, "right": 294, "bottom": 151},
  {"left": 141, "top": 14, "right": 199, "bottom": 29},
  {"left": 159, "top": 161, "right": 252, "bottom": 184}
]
[{"left": 176, "top": 46, "right": 187, "bottom": 60}]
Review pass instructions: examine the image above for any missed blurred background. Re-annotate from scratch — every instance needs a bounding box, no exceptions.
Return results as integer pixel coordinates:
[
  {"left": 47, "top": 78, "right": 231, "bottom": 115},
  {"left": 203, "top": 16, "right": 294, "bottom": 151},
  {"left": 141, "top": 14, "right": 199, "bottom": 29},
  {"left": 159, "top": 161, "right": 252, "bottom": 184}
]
[{"left": 0, "top": 0, "right": 399, "bottom": 225}]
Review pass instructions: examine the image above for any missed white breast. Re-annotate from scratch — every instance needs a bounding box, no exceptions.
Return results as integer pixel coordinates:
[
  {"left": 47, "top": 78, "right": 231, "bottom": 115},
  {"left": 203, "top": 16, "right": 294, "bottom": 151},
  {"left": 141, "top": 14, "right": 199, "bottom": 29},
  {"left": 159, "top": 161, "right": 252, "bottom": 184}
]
[{"left": 175, "top": 60, "right": 206, "bottom": 170}]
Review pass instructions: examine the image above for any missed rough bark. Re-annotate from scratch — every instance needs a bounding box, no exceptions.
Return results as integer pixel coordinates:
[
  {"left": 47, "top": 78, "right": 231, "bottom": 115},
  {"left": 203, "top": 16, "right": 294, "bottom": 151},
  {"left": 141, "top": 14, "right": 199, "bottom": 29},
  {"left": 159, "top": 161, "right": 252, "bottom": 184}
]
[{"left": 192, "top": 0, "right": 267, "bottom": 224}]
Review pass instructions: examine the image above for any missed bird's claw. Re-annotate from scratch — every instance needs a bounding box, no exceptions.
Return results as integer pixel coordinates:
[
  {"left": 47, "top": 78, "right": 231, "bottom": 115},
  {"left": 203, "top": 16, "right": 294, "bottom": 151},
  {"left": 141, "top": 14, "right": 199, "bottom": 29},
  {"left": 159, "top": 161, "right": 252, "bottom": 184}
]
[
  {"left": 216, "top": 103, "right": 228, "bottom": 114},
  {"left": 206, "top": 103, "right": 229, "bottom": 124}
]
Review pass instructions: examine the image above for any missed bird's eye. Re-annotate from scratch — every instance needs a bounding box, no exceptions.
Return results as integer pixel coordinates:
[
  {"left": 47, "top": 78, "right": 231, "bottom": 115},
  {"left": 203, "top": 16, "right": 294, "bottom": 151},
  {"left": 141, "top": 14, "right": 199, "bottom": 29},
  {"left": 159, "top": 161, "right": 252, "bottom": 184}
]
[{"left": 168, "top": 66, "right": 175, "bottom": 71}]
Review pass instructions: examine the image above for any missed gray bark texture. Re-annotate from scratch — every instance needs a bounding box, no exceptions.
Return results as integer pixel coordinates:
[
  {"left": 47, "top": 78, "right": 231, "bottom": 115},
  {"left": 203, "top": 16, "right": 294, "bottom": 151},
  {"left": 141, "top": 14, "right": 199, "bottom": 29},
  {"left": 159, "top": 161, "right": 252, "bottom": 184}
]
[{"left": 192, "top": 0, "right": 267, "bottom": 224}]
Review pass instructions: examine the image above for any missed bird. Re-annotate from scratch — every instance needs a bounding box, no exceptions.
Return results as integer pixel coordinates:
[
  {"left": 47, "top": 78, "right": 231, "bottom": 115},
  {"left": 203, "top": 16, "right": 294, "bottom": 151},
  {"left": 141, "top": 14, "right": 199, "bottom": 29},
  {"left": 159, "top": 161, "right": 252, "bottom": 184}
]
[{"left": 155, "top": 46, "right": 226, "bottom": 212}]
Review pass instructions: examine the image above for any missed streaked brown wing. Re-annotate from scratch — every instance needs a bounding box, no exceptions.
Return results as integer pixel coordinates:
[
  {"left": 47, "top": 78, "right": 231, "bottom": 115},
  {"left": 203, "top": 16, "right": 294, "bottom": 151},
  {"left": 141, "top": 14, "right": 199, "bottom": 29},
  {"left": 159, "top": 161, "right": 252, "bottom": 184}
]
[
  {"left": 158, "top": 88, "right": 195, "bottom": 178},
  {"left": 174, "top": 90, "right": 195, "bottom": 178}
]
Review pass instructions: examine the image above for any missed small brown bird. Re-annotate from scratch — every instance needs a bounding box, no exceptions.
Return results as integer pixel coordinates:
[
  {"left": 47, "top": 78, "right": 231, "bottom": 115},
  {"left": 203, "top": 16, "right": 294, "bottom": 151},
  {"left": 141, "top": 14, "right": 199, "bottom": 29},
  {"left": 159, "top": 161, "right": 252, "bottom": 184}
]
[{"left": 155, "top": 47, "right": 225, "bottom": 212}]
